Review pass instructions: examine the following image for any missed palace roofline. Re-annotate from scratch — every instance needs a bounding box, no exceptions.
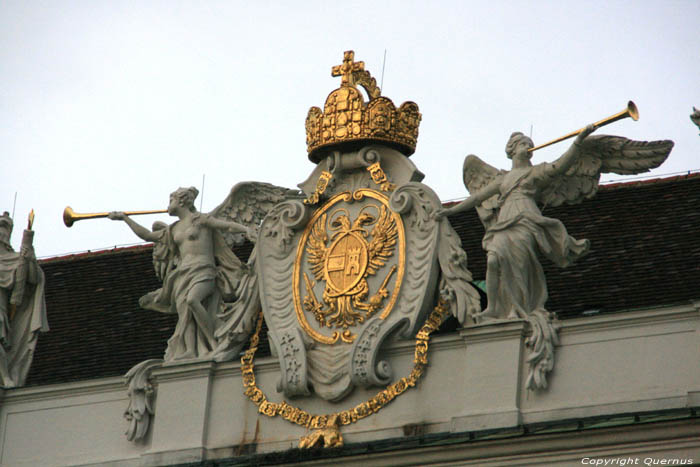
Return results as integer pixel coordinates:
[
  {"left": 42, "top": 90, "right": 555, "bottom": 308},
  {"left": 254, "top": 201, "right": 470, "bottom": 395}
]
[
  {"left": 40, "top": 171, "right": 700, "bottom": 264},
  {"left": 23, "top": 172, "right": 700, "bottom": 388}
]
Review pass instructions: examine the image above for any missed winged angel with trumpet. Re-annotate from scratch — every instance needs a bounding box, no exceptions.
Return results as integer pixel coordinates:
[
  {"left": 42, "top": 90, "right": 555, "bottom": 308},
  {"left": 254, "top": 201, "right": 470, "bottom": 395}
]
[
  {"left": 110, "top": 182, "right": 298, "bottom": 362},
  {"left": 435, "top": 124, "right": 673, "bottom": 389},
  {"left": 305, "top": 204, "right": 398, "bottom": 330}
]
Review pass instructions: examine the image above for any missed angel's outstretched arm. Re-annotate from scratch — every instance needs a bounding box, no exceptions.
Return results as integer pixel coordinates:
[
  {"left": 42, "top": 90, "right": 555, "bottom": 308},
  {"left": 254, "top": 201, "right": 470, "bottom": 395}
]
[
  {"left": 203, "top": 215, "right": 248, "bottom": 233},
  {"left": 547, "top": 124, "right": 597, "bottom": 177},
  {"left": 202, "top": 215, "right": 258, "bottom": 241},
  {"left": 437, "top": 179, "right": 501, "bottom": 218},
  {"left": 108, "top": 212, "right": 160, "bottom": 242}
]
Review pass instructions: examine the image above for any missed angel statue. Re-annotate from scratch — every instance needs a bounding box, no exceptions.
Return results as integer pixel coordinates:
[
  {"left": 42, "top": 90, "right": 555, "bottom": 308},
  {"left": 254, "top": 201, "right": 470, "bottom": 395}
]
[
  {"left": 435, "top": 124, "right": 673, "bottom": 390},
  {"left": 110, "top": 183, "right": 297, "bottom": 362}
]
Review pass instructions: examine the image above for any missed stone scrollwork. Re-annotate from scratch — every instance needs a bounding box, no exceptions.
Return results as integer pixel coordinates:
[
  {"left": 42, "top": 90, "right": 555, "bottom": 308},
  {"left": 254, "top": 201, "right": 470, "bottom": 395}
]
[
  {"left": 350, "top": 318, "right": 402, "bottom": 388},
  {"left": 261, "top": 200, "right": 310, "bottom": 253},
  {"left": 524, "top": 311, "right": 561, "bottom": 390},
  {"left": 257, "top": 199, "right": 313, "bottom": 398},
  {"left": 124, "top": 359, "right": 163, "bottom": 442},
  {"left": 357, "top": 146, "right": 380, "bottom": 167},
  {"left": 275, "top": 328, "right": 309, "bottom": 396},
  {"left": 435, "top": 218, "right": 482, "bottom": 326},
  {"left": 391, "top": 182, "right": 481, "bottom": 328}
]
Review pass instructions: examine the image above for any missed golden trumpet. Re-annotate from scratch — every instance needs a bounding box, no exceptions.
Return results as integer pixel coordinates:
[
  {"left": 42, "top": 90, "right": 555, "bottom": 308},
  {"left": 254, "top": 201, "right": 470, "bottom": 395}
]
[
  {"left": 528, "top": 101, "right": 639, "bottom": 153},
  {"left": 63, "top": 206, "right": 167, "bottom": 228}
]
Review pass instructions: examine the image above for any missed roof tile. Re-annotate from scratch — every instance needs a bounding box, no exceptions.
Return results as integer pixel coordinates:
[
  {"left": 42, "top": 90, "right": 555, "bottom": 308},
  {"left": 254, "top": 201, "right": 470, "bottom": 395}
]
[{"left": 25, "top": 174, "right": 700, "bottom": 386}]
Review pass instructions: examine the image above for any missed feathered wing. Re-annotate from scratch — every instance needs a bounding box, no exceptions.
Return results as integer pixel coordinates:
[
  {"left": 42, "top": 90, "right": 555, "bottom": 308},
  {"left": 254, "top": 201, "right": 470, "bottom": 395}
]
[
  {"left": 210, "top": 181, "right": 303, "bottom": 247},
  {"left": 538, "top": 135, "right": 674, "bottom": 208},
  {"left": 208, "top": 181, "right": 302, "bottom": 362},
  {"left": 462, "top": 155, "right": 503, "bottom": 229},
  {"left": 367, "top": 205, "right": 398, "bottom": 275},
  {"left": 691, "top": 107, "right": 700, "bottom": 132},
  {"left": 150, "top": 225, "right": 174, "bottom": 282}
]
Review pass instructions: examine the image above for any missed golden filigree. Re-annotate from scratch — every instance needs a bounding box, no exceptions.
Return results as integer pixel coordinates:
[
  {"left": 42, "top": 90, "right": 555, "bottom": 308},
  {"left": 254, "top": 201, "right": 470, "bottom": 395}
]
[
  {"left": 303, "top": 171, "right": 333, "bottom": 205},
  {"left": 298, "top": 414, "right": 343, "bottom": 449},
  {"left": 366, "top": 162, "right": 396, "bottom": 192},
  {"left": 293, "top": 190, "right": 405, "bottom": 344},
  {"left": 241, "top": 299, "right": 448, "bottom": 449},
  {"left": 305, "top": 51, "right": 421, "bottom": 163}
]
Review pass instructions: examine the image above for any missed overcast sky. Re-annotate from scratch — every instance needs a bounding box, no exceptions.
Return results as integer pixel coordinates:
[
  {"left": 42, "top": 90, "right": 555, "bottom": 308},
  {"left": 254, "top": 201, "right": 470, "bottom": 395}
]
[{"left": 2, "top": 1, "right": 699, "bottom": 257}]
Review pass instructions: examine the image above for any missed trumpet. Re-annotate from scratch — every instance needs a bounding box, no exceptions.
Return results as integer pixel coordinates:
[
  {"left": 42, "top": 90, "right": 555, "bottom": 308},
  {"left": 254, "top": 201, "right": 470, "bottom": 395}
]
[
  {"left": 63, "top": 206, "right": 167, "bottom": 227},
  {"left": 528, "top": 101, "right": 639, "bottom": 153}
]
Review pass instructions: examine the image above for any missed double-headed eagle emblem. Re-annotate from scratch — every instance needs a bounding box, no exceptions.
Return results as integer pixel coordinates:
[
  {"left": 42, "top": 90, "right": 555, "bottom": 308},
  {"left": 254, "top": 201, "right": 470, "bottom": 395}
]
[{"left": 302, "top": 203, "right": 398, "bottom": 333}]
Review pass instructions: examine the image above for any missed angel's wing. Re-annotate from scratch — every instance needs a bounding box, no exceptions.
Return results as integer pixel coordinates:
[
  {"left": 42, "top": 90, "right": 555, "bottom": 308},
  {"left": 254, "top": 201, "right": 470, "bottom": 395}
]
[
  {"left": 367, "top": 205, "right": 398, "bottom": 275},
  {"left": 538, "top": 135, "right": 673, "bottom": 208},
  {"left": 307, "top": 213, "right": 328, "bottom": 281},
  {"left": 210, "top": 182, "right": 303, "bottom": 247},
  {"left": 462, "top": 155, "right": 504, "bottom": 229},
  {"left": 150, "top": 223, "right": 175, "bottom": 281},
  {"left": 691, "top": 107, "right": 700, "bottom": 133}
]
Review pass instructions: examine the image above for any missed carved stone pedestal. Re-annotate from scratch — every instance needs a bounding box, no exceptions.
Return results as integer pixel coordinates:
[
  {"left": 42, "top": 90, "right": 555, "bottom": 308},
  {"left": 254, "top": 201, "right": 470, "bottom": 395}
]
[
  {"left": 142, "top": 360, "right": 216, "bottom": 465},
  {"left": 451, "top": 320, "right": 526, "bottom": 433}
]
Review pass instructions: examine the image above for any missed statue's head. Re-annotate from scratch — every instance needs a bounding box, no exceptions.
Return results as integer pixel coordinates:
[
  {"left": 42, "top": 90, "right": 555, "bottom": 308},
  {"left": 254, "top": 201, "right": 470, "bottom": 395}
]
[
  {"left": 0, "top": 212, "right": 13, "bottom": 248},
  {"left": 169, "top": 187, "right": 199, "bottom": 214},
  {"left": 505, "top": 132, "right": 534, "bottom": 160}
]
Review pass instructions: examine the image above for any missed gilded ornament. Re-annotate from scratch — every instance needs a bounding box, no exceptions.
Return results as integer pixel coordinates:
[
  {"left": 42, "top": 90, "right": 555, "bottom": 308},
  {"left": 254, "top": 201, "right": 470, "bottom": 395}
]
[
  {"left": 366, "top": 161, "right": 396, "bottom": 192},
  {"left": 305, "top": 51, "right": 421, "bottom": 163},
  {"left": 293, "top": 189, "right": 405, "bottom": 344},
  {"left": 303, "top": 170, "right": 333, "bottom": 205},
  {"left": 240, "top": 298, "right": 448, "bottom": 448}
]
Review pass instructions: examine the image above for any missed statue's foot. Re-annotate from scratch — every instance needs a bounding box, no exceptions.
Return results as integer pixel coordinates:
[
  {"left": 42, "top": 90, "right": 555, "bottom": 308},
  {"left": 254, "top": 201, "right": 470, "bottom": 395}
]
[
  {"left": 507, "top": 310, "right": 526, "bottom": 320},
  {"left": 473, "top": 307, "right": 500, "bottom": 324}
]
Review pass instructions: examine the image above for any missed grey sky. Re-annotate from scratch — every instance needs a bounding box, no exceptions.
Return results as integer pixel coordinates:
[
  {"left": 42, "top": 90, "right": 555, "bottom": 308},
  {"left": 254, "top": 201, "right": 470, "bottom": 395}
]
[{"left": 2, "top": 1, "right": 698, "bottom": 257}]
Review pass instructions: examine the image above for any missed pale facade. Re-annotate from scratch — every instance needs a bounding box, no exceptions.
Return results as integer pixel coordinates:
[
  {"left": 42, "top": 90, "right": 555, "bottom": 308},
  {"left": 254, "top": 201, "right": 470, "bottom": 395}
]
[
  {"left": 1, "top": 302, "right": 698, "bottom": 465},
  {"left": 1, "top": 50, "right": 697, "bottom": 466}
]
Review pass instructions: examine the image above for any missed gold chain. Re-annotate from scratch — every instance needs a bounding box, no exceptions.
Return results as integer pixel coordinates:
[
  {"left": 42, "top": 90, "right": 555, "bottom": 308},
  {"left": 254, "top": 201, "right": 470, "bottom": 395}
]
[{"left": 240, "top": 299, "right": 448, "bottom": 430}]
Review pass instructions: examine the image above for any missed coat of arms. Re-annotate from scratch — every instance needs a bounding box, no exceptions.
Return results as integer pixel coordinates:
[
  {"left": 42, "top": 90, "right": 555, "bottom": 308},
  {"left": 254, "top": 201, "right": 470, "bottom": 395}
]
[
  {"left": 295, "top": 190, "right": 404, "bottom": 344},
  {"left": 256, "top": 148, "right": 479, "bottom": 402},
  {"left": 254, "top": 51, "right": 480, "bottom": 403}
]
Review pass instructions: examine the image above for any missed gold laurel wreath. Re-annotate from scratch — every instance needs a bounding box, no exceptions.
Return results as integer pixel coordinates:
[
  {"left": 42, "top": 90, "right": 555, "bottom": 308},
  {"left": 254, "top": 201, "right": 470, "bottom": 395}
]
[{"left": 240, "top": 299, "right": 448, "bottom": 431}]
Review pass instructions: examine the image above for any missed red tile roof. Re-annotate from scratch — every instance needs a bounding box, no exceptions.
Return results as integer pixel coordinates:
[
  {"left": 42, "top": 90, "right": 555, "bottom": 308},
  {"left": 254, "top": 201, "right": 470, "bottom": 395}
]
[{"left": 25, "top": 174, "right": 700, "bottom": 386}]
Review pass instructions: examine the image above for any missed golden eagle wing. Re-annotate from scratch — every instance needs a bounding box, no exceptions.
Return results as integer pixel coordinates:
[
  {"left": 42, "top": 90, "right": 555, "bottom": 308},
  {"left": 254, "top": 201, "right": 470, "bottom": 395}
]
[
  {"left": 367, "top": 206, "right": 398, "bottom": 276},
  {"left": 306, "top": 213, "right": 328, "bottom": 281}
]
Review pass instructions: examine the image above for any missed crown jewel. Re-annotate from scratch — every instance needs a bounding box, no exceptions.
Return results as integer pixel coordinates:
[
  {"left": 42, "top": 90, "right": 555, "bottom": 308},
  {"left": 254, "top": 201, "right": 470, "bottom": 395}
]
[{"left": 305, "top": 51, "right": 421, "bottom": 163}]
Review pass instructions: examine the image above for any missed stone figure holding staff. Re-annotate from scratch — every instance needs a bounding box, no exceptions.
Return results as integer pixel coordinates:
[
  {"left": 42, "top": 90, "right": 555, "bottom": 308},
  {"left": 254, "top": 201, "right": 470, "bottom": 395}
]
[{"left": 0, "top": 211, "right": 48, "bottom": 388}]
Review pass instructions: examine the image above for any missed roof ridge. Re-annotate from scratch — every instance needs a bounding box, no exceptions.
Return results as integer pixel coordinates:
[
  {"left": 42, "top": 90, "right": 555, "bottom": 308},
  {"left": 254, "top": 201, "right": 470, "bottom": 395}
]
[
  {"left": 600, "top": 172, "right": 700, "bottom": 190},
  {"left": 39, "top": 243, "right": 153, "bottom": 264}
]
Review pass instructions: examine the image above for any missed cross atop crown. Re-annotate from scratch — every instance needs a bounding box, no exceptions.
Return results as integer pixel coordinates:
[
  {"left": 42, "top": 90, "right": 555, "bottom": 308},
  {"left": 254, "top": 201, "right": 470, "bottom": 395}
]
[
  {"left": 331, "top": 51, "right": 365, "bottom": 86},
  {"left": 306, "top": 50, "right": 421, "bottom": 163}
]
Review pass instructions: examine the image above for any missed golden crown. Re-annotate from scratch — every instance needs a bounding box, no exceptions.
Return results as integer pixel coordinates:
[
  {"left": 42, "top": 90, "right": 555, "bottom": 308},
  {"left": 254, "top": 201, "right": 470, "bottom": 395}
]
[{"left": 305, "top": 51, "right": 421, "bottom": 163}]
